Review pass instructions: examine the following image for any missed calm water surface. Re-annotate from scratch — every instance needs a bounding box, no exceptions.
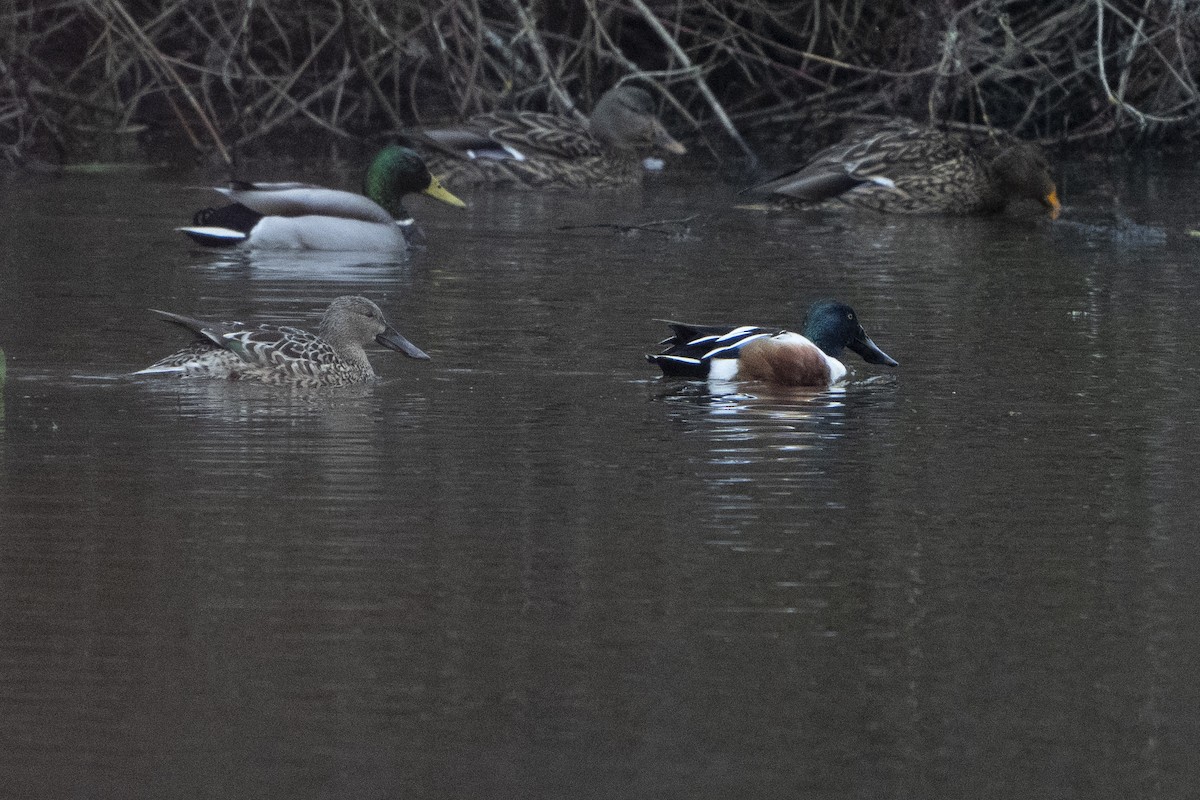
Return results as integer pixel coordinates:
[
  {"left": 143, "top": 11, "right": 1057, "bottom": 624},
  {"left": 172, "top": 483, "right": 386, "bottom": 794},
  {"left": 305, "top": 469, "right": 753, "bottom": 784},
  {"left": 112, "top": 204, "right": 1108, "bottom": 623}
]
[{"left": 2, "top": 155, "right": 1200, "bottom": 799}]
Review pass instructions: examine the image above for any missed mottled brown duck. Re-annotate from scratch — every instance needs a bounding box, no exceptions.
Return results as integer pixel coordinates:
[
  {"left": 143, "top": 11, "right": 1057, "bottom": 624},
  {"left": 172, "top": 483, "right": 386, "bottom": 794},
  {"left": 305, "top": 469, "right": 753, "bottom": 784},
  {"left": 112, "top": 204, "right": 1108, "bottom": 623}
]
[
  {"left": 750, "top": 121, "right": 1060, "bottom": 218},
  {"left": 419, "top": 85, "right": 687, "bottom": 189},
  {"left": 136, "top": 296, "right": 430, "bottom": 387}
]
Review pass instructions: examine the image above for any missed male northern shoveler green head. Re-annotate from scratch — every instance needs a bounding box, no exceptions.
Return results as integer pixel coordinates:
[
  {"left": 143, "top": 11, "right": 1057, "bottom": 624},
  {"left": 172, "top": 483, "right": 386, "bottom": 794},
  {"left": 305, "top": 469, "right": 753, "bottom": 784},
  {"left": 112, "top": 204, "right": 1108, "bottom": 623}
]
[
  {"left": 646, "top": 300, "right": 897, "bottom": 387},
  {"left": 135, "top": 295, "right": 430, "bottom": 388},
  {"left": 177, "top": 146, "right": 465, "bottom": 251}
]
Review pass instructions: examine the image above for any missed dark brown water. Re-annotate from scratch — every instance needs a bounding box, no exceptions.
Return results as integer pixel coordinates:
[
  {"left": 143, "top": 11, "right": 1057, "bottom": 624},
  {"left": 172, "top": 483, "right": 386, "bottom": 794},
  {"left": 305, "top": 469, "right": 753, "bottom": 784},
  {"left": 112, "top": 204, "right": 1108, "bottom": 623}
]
[{"left": 2, "top": 156, "right": 1200, "bottom": 799}]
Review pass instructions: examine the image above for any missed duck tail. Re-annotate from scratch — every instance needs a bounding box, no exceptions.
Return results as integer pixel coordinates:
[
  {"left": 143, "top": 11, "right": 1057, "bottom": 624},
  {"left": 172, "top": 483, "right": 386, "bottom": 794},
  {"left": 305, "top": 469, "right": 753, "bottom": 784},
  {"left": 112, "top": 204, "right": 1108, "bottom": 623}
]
[
  {"left": 176, "top": 226, "right": 248, "bottom": 247},
  {"left": 148, "top": 309, "right": 229, "bottom": 349},
  {"left": 177, "top": 202, "right": 261, "bottom": 247}
]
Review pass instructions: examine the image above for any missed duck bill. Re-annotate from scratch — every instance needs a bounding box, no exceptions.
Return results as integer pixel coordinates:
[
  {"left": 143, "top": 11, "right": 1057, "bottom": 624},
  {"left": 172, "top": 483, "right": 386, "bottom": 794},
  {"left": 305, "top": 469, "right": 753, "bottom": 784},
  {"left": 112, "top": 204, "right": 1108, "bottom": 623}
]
[
  {"left": 422, "top": 175, "right": 467, "bottom": 209},
  {"left": 652, "top": 123, "right": 687, "bottom": 155},
  {"left": 377, "top": 325, "right": 431, "bottom": 360},
  {"left": 1043, "top": 187, "right": 1061, "bottom": 220},
  {"left": 849, "top": 331, "right": 898, "bottom": 367}
]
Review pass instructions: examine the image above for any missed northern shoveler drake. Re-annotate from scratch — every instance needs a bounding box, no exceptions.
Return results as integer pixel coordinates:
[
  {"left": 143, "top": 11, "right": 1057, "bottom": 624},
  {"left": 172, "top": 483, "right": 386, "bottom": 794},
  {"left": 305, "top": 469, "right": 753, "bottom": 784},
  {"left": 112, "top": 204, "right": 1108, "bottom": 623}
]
[
  {"left": 749, "top": 120, "right": 1060, "bottom": 218},
  {"left": 136, "top": 295, "right": 430, "bottom": 387},
  {"left": 418, "top": 85, "right": 687, "bottom": 189},
  {"left": 647, "top": 300, "right": 898, "bottom": 387},
  {"left": 177, "top": 146, "right": 466, "bottom": 251}
]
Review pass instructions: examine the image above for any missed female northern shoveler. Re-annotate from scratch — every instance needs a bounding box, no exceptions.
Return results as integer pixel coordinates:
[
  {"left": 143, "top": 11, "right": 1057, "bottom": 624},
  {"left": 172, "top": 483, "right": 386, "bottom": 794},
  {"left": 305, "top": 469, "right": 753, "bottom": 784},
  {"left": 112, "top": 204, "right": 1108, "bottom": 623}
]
[
  {"left": 749, "top": 120, "right": 1060, "bottom": 218},
  {"left": 418, "top": 84, "right": 687, "bottom": 189},
  {"left": 177, "top": 146, "right": 466, "bottom": 251},
  {"left": 647, "top": 300, "right": 897, "bottom": 387},
  {"left": 136, "top": 296, "right": 429, "bottom": 387}
]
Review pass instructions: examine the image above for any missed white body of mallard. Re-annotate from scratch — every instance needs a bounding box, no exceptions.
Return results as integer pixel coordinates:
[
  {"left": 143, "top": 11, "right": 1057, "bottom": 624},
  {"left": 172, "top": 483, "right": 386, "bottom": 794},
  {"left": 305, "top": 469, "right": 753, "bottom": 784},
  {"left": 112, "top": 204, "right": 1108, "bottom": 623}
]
[
  {"left": 177, "top": 146, "right": 466, "bottom": 251},
  {"left": 180, "top": 184, "right": 415, "bottom": 251}
]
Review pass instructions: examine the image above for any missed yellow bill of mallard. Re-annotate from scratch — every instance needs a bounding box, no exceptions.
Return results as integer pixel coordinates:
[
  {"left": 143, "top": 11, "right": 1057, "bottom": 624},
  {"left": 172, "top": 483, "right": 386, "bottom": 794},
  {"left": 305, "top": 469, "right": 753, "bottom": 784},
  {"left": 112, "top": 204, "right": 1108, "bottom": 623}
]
[
  {"left": 423, "top": 176, "right": 467, "bottom": 208},
  {"left": 1045, "top": 188, "right": 1061, "bottom": 219}
]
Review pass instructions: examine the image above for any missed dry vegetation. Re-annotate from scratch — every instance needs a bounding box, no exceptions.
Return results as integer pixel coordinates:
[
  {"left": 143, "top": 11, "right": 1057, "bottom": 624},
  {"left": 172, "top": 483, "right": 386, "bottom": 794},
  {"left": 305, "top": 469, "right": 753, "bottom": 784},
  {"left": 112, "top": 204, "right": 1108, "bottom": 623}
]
[{"left": 2, "top": 0, "right": 1199, "bottom": 167}]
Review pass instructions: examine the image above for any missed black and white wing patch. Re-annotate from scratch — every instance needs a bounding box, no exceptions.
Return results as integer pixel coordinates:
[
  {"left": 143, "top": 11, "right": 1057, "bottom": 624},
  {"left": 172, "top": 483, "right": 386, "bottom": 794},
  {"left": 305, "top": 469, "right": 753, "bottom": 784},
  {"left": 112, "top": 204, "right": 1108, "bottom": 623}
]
[{"left": 646, "top": 322, "right": 778, "bottom": 378}]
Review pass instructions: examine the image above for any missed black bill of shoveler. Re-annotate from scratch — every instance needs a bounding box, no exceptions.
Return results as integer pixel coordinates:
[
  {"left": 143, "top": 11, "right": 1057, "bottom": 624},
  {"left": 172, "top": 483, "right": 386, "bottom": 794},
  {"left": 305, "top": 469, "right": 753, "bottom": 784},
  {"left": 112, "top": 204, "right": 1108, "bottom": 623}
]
[{"left": 376, "top": 323, "right": 430, "bottom": 360}]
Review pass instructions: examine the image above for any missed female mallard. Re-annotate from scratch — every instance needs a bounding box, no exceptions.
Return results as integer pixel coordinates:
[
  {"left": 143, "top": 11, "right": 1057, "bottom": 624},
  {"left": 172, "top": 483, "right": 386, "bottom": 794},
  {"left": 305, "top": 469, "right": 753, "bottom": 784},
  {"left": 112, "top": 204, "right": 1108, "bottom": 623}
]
[
  {"left": 750, "top": 121, "right": 1060, "bottom": 218},
  {"left": 419, "top": 85, "right": 687, "bottom": 188},
  {"left": 136, "top": 295, "right": 430, "bottom": 387},
  {"left": 647, "top": 300, "right": 897, "bottom": 387},
  {"left": 178, "top": 146, "right": 465, "bottom": 251}
]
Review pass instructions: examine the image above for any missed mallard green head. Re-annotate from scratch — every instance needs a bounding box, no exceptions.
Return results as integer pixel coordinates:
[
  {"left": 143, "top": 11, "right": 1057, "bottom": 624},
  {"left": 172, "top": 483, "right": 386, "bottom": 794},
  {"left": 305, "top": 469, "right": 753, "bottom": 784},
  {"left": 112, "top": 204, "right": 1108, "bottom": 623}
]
[
  {"left": 803, "top": 300, "right": 898, "bottom": 366},
  {"left": 990, "top": 143, "right": 1060, "bottom": 219},
  {"left": 365, "top": 146, "right": 466, "bottom": 218}
]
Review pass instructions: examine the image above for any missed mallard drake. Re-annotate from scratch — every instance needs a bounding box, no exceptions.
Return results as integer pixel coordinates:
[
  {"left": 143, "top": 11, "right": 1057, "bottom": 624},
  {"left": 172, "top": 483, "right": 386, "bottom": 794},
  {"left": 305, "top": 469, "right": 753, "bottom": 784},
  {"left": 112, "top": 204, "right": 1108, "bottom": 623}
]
[
  {"left": 647, "top": 300, "right": 897, "bottom": 387},
  {"left": 177, "top": 146, "right": 466, "bottom": 251},
  {"left": 135, "top": 296, "right": 430, "bottom": 387},
  {"left": 418, "top": 85, "right": 687, "bottom": 188},
  {"left": 750, "top": 121, "right": 1060, "bottom": 218}
]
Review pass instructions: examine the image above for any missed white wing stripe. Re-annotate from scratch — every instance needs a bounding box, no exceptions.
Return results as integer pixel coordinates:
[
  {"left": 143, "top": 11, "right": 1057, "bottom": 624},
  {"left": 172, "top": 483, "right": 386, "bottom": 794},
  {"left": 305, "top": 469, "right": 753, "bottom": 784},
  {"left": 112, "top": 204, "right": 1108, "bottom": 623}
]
[
  {"left": 703, "top": 332, "right": 771, "bottom": 360},
  {"left": 714, "top": 326, "right": 762, "bottom": 342}
]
